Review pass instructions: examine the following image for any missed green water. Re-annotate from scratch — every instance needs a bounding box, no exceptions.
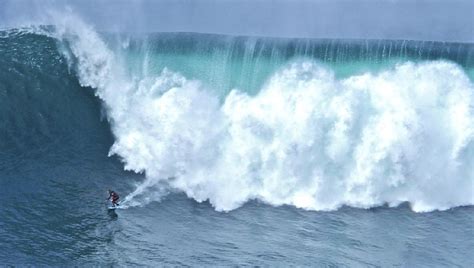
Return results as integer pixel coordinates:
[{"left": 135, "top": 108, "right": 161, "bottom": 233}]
[{"left": 114, "top": 34, "right": 474, "bottom": 97}]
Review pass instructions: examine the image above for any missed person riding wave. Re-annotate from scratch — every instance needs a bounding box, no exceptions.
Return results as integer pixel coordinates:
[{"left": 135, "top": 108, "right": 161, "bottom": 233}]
[{"left": 107, "top": 190, "right": 120, "bottom": 207}]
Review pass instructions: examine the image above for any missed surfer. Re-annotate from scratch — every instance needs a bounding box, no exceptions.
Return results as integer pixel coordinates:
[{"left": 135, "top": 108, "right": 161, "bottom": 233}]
[{"left": 107, "top": 190, "right": 120, "bottom": 207}]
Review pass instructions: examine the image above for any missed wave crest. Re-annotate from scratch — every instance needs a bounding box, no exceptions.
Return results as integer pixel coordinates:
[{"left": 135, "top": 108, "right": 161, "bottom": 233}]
[{"left": 47, "top": 15, "right": 474, "bottom": 212}]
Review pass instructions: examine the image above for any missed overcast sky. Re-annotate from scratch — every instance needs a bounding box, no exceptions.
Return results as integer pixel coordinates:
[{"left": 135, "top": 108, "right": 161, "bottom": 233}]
[{"left": 1, "top": 0, "right": 473, "bottom": 42}]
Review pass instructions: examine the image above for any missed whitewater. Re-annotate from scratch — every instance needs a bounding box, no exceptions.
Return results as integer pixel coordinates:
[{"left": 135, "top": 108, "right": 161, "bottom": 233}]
[{"left": 35, "top": 14, "right": 473, "bottom": 213}]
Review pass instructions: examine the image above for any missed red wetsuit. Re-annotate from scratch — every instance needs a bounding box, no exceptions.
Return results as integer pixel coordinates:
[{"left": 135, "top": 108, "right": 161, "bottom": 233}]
[{"left": 108, "top": 191, "right": 120, "bottom": 206}]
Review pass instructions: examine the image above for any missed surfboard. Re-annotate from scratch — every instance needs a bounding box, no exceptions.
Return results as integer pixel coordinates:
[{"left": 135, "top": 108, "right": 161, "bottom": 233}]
[{"left": 108, "top": 203, "right": 120, "bottom": 210}]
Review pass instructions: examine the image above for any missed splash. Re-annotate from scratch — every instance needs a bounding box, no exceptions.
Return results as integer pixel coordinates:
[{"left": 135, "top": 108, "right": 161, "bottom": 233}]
[{"left": 44, "top": 14, "right": 473, "bottom": 212}]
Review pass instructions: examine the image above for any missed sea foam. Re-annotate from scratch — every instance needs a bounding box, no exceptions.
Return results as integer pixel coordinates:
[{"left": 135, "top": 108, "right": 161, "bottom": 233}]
[{"left": 47, "top": 13, "right": 473, "bottom": 212}]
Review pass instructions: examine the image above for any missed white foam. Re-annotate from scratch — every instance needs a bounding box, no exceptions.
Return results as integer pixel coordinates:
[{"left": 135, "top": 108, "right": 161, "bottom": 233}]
[{"left": 48, "top": 15, "right": 474, "bottom": 212}]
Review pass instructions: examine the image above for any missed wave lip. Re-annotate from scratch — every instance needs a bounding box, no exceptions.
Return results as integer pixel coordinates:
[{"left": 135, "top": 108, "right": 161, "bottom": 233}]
[{"left": 23, "top": 13, "right": 474, "bottom": 212}]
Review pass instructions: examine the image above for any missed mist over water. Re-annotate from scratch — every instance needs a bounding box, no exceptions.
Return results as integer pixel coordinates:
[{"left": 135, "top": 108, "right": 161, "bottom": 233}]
[{"left": 1, "top": 0, "right": 474, "bottom": 42}]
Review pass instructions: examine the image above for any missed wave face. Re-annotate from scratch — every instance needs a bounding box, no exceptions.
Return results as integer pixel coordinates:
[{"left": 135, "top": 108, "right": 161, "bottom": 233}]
[
  {"left": 2, "top": 16, "right": 473, "bottom": 212},
  {"left": 0, "top": 30, "right": 113, "bottom": 166}
]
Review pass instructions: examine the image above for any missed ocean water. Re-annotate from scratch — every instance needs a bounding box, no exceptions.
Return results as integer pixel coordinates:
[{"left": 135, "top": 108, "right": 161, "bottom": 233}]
[{"left": 0, "top": 15, "right": 473, "bottom": 266}]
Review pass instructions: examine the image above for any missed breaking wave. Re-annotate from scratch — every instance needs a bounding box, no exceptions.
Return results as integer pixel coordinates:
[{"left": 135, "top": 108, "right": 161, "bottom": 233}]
[{"left": 5, "top": 13, "right": 473, "bottom": 212}]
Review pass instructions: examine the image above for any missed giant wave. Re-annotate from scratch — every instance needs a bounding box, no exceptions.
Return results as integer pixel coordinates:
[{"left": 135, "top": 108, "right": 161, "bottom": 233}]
[{"left": 2, "top": 14, "right": 473, "bottom": 212}]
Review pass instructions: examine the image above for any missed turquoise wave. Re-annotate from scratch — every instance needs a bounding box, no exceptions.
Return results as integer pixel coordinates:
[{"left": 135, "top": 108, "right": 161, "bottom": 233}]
[{"left": 113, "top": 33, "right": 474, "bottom": 96}]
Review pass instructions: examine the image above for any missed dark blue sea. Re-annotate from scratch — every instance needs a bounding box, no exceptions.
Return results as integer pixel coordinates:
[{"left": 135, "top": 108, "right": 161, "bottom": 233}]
[{"left": 0, "top": 20, "right": 473, "bottom": 266}]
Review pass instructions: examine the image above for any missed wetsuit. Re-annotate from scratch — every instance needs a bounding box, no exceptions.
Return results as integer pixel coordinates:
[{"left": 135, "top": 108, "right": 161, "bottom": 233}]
[{"left": 108, "top": 191, "right": 120, "bottom": 206}]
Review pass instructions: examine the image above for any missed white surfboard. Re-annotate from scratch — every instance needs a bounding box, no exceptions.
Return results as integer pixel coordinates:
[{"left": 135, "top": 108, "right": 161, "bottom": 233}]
[{"left": 108, "top": 203, "right": 120, "bottom": 210}]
